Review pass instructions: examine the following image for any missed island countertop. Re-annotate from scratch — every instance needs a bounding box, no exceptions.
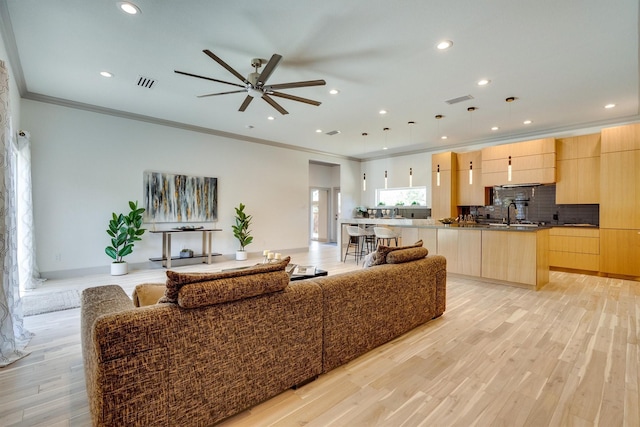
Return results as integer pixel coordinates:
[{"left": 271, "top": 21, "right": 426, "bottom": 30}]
[{"left": 339, "top": 217, "right": 551, "bottom": 231}]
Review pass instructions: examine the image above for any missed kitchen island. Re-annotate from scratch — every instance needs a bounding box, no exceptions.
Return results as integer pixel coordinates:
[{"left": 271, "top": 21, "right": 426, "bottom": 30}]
[{"left": 339, "top": 218, "right": 549, "bottom": 290}]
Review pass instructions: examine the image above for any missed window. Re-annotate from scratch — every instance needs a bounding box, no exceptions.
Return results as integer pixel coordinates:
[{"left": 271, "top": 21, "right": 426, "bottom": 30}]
[{"left": 376, "top": 187, "right": 426, "bottom": 206}]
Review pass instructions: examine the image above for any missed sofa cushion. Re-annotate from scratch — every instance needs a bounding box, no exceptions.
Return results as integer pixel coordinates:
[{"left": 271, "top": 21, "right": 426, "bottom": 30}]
[
  {"left": 132, "top": 283, "right": 166, "bottom": 307},
  {"left": 385, "top": 246, "right": 429, "bottom": 264},
  {"left": 160, "top": 256, "right": 291, "bottom": 304},
  {"left": 371, "top": 240, "right": 423, "bottom": 266},
  {"left": 178, "top": 270, "right": 290, "bottom": 308}
]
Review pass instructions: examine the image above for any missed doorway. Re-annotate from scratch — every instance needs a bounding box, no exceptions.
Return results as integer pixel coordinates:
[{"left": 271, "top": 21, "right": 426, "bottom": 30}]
[{"left": 310, "top": 188, "right": 330, "bottom": 242}]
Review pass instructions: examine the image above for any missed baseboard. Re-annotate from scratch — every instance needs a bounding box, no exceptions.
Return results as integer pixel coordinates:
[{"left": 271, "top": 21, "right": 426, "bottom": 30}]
[{"left": 40, "top": 248, "right": 311, "bottom": 280}]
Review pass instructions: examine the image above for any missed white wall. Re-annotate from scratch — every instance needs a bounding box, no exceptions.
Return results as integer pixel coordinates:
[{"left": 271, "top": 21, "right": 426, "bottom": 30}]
[
  {"left": 20, "top": 100, "right": 359, "bottom": 276},
  {"left": 360, "top": 152, "right": 434, "bottom": 208}
]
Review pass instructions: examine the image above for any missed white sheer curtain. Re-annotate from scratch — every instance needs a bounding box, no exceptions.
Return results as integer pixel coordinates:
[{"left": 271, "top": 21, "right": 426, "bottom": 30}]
[
  {"left": 16, "top": 130, "right": 43, "bottom": 291},
  {"left": 0, "top": 60, "right": 32, "bottom": 367}
]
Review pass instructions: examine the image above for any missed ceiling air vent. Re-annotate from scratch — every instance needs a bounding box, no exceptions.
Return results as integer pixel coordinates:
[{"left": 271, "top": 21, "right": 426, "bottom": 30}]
[
  {"left": 325, "top": 130, "right": 341, "bottom": 136},
  {"left": 137, "top": 76, "right": 156, "bottom": 89},
  {"left": 445, "top": 94, "right": 474, "bottom": 105}
]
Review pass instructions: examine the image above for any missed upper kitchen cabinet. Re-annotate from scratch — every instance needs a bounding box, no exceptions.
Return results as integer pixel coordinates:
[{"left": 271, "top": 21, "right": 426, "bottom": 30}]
[
  {"left": 431, "top": 152, "right": 457, "bottom": 220},
  {"left": 456, "top": 151, "right": 488, "bottom": 206},
  {"left": 555, "top": 134, "right": 600, "bottom": 204},
  {"left": 600, "top": 124, "right": 640, "bottom": 230},
  {"left": 601, "top": 123, "right": 640, "bottom": 153},
  {"left": 481, "top": 138, "right": 556, "bottom": 187}
]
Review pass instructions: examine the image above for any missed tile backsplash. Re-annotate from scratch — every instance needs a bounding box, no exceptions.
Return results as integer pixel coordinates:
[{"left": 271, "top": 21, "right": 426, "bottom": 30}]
[{"left": 465, "top": 184, "right": 599, "bottom": 225}]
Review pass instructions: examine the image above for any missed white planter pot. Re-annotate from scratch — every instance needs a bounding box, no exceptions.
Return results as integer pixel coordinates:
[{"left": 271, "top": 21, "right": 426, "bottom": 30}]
[
  {"left": 235, "top": 250, "right": 248, "bottom": 261},
  {"left": 111, "top": 262, "right": 128, "bottom": 276}
]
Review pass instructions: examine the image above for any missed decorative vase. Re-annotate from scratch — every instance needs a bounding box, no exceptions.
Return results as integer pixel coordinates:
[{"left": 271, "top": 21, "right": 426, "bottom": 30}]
[
  {"left": 236, "top": 250, "right": 248, "bottom": 261},
  {"left": 111, "top": 261, "right": 128, "bottom": 276}
]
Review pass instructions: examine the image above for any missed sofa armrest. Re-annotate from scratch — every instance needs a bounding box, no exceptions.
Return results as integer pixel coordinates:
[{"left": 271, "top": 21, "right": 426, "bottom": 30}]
[{"left": 81, "top": 285, "right": 173, "bottom": 426}]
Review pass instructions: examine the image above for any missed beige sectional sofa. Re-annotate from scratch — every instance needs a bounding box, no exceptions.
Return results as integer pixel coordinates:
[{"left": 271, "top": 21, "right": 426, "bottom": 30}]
[{"left": 81, "top": 249, "right": 446, "bottom": 426}]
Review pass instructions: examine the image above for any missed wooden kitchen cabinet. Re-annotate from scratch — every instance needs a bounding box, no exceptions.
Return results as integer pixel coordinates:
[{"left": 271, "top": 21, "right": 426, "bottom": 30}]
[
  {"left": 436, "top": 228, "right": 482, "bottom": 276},
  {"left": 599, "top": 124, "right": 640, "bottom": 278},
  {"left": 600, "top": 126, "right": 640, "bottom": 230},
  {"left": 600, "top": 229, "right": 640, "bottom": 277},
  {"left": 481, "top": 138, "right": 556, "bottom": 187},
  {"left": 401, "top": 227, "right": 437, "bottom": 254},
  {"left": 555, "top": 134, "right": 600, "bottom": 204},
  {"left": 456, "top": 151, "right": 487, "bottom": 206},
  {"left": 431, "top": 152, "right": 457, "bottom": 220},
  {"left": 549, "top": 227, "right": 599, "bottom": 271},
  {"left": 481, "top": 229, "right": 549, "bottom": 289}
]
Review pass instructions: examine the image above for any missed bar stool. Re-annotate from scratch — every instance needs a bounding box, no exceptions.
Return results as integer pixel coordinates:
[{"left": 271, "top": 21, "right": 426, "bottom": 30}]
[
  {"left": 344, "top": 226, "right": 367, "bottom": 263},
  {"left": 362, "top": 226, "right": 376, "bottom": 253},
  {"left": 373, "top": 226, "right": 399, "bottom": 247}
]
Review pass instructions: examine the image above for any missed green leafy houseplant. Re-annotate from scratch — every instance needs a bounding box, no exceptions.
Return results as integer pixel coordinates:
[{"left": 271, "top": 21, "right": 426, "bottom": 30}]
[
  {"left": 105, "top": 200, "right": 147, "bottom": 263},
  {"left": 232, "top": 203, "right": 253, "bottom": 251}
]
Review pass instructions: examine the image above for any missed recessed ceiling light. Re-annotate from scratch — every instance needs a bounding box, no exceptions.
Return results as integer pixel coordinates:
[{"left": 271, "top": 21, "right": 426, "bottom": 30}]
[
  {"left": 604, "top": 103, "right": 616, "bottom": 109},
  {"left": 436, "top": 40, "right": 453, "bottom": 50},
  {"left": 329, "top": 89, "right": 339, "bottom": 95},
  {"left": 117, "top": 2, "right": 141, "bottom": 14},
  {"left": 523, "top": 120, "right": 532, "bottom": 125},
  {"left": 267, "top": 116, "right": 275, "bottom": 121},
  {"left": 100, "top": 71, "right": 113, "bottom": 78},
  {"left": 315, "top": 129, "right": 322, "bottom": 133},
  {"left": 491, "top": 126, "right": 499, "bottom": 131},
  {"left": 379, "top": 109, "right": 387, "bottom": 115},
  {"left": 477, "top": 79, "right": 490, "bottom": 86},
  {"left": 441, "top": 136, "right": 448, "bottom": 140}
]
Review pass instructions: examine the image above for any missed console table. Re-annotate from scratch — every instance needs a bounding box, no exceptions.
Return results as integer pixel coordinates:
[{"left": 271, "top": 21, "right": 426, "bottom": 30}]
[{"left": 149, "top": 228, "right": 222, "bottom": 268}]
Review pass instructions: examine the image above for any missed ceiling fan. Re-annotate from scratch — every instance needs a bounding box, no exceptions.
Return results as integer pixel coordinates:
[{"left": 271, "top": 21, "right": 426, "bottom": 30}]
[{"left": 175, "top": 50, "right": 326, "bottom": 115}]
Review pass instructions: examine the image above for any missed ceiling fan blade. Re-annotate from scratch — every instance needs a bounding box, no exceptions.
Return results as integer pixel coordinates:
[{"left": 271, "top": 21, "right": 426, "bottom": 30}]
[
  {"left": 203, "top": 49, "right": 248, "bottom": 84},
  {"left": 257, "top": 54, "right": 282, "bottom": 86},
  {"left": 267, "top": 79, "right": 326, "bottom": 90},
  {"left": 197, "top": 89, "right": 247, "bottom": 98},
  {"left": 174, "top": 70, "right": 245, "bottom": 88},
  {"left": 269, "top": 91, "right": 321, "bottom": 106},
  {"left": 239, "top": 95, "right": 254, "bottom": 112},
  {"left": 262, "top": 94, "right": 289, "bottom": 115}
]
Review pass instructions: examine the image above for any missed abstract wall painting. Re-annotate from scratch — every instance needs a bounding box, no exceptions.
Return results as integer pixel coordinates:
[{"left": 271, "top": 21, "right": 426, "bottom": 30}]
[{"left": 143, "top": 171, "right": 217, "bottom": 223}]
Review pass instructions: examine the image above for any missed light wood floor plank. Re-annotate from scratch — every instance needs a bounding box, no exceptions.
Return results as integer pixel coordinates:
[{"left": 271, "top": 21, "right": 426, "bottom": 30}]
[{"left": 1, "top": 242, "right": 639, "bottom": 426}]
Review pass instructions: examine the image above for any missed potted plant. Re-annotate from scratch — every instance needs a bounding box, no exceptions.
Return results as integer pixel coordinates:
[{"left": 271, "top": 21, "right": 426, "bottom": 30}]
[
  {"left": 232, "top": 203, "right": 253, "bottom": 260},
  {"left": 105, "top": 200, "right": 147, "bottom": 275}
]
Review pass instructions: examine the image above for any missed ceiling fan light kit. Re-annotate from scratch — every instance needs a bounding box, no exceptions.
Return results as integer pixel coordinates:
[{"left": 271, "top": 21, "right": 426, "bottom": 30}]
[{"left": 175, "top": 50, "right": 326, "bottom": 115}]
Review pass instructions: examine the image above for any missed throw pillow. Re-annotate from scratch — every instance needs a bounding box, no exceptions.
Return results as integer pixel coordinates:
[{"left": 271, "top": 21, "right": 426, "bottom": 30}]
[
  {"left": 371, "top": 240, "right": 423, "bottom": 266},
  {"left": 178, "top": 270, "right": 290, "bottom": 308},
  {"left": 160, "top": 256, "right": 291, "bottom": 303},
  {"left": 132, "top": 283, "right": 166, "bottom": 307},
  {"left": 386, "top": 247, "right": 429, "bottom": 264},
  {"left": 362, "top": 251, "right": 376, "bottom": 268}
]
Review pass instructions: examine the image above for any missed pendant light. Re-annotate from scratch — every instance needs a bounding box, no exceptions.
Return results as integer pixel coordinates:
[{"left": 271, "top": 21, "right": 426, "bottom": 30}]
[
  {"left": 408, "top": 121, "right": 415, "bottom": 187},
  {"left": 361, "top": 132, "right": 368, "bottom": 191},
  {"left": 508, "top": 156, "right": 512, "bottom": 182},
  {"left": 469, "top": 161, "right": 473, "bottom": 185},
  {"left": 384, "top": 170, "right": 388, "bottom": 189},
  {"left": 436, "top": 164, "right": 441, "bottom": 187}
]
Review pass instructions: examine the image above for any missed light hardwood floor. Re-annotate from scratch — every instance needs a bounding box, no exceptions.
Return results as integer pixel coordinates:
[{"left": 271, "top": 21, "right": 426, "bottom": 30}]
[{"left": 1, "top": 242, "right": 638, "bottom": 426}]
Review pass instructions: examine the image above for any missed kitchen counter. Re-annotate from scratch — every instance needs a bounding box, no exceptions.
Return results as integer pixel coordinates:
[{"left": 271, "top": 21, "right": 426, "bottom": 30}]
[
  {"left": 338, "top": 218, "right": 550, "bottom": 290},
  {"left": 341, "top": 217, "right": 551, "bottom": 231}
]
